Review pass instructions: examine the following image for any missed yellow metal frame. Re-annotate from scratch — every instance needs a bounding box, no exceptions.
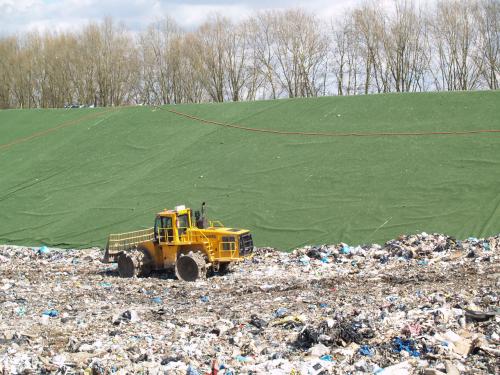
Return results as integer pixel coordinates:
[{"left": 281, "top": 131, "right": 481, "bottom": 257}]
[
  {"left": 157, "top": 226, "right": 174, "bottom": 243},
  {"left": 107, "top": 228, "right": 154, "bottom": 252},
  {"left": 209, "top": 220, "right": 224, "bottom": 227},
  {"left": 219, "top": 240, "right": 237, "bottom": 258}
]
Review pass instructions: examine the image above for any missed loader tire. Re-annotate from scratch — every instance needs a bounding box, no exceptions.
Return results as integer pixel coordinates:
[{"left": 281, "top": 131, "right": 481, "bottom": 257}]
[
  {"left": 118, "top": 248, "right": 152, "bottom": 278},
  {"left": 218, "top": 262, "right": 232, "bottom": 275},
  {"left": 175, "top": 252, "right": 206, "bottom": 282}
]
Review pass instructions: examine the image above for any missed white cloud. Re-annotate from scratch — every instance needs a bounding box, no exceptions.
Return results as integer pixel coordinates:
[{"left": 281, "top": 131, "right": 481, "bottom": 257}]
[
  {"left": 168, "top": 3, "right": 253, "bottom": 28},
  {"left": 0, "top": 0, "right": 361, "bottom": 35}
]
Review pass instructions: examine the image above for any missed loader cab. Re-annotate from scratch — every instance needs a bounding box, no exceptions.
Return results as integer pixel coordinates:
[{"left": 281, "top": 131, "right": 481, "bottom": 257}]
[
  {"left": 154, "top": 215, "right": 173, "bottom": 243},
  {"left": 154, "top": 205, "right": 193, "bottom": 244},
  {"left": 176, "top": 212, "right": 190, "bottom": 236}
]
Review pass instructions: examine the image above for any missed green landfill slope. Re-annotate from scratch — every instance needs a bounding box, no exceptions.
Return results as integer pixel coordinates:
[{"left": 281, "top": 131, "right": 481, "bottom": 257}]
[{"left": 0, "top": 91, "right": 499, "bottom": 250}]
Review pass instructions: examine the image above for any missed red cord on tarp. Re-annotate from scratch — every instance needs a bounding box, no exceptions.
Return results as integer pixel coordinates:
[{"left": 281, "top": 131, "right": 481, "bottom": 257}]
[
  {"left": 167, "top": 108, "right": 500, "bottom": 138},
  {"left": 0, "top": 109, "right": 116, "bottom": 151}
]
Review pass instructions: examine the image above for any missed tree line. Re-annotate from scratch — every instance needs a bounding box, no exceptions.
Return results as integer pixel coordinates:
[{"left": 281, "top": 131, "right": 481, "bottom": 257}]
[{"left": 0, "top": 0, "right": 498, "bottom": 109}]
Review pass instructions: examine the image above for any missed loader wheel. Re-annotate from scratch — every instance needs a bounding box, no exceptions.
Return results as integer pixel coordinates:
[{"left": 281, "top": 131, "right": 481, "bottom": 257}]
[
  {"left": 118, "top": 248, "right": 152, "bottom": 278},
  {"left": 218, "top": 262, "right": 232, "bottom": 275},
  {"left": 175, "top": 252, "right": 206, "bottom": 282}
]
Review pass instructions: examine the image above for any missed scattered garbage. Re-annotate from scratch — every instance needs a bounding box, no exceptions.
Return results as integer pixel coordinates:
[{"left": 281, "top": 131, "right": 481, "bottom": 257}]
[
  {"left": 392, "top": 337, "right": 421, "bottom": 357},
  {"left": 99, "top": 281, "right": 112, "bottom": 288},
  {"left": 42, "top": 309, "right": 59, "bottom": 318},
  {"left": 249, "top": 314, "right": 267, "bottom": 329},
  {"left": 234, "top": 355, "right": 251, "bottom": 363},
  {"left": 465, "top": 309, "right": 496, "bottom": 322},
  {"left": 319, "top": 354, "right": 334, "bottom": 362},
  {"left": 359, "top": 345, "right": 374, "bottom": 357},
  {"left": 274, "top": 307, "right": 288, "bottom": 318},
  {"left": 37, "top": 245, "right": 50, "bottom": 255},
  {"left": 340, "top": 244, "right": 351, "bottom": 254},
  {"left": 0, "top": 232, "right": 498, "bottom": 373}
]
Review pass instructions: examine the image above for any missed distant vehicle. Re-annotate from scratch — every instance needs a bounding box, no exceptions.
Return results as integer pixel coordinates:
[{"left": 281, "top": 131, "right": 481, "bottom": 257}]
[{"left": 63, "top": 103, "right": 82, "bottom": 109}]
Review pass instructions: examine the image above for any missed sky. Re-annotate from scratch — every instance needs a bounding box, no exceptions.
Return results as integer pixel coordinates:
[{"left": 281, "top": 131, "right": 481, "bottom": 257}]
[{"left": 0, "top": 0, "right": 363, "bottom": 35}]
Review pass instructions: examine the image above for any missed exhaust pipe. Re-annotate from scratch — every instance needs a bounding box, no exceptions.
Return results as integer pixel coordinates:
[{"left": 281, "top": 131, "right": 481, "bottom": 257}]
[{"left": 195, "top": 202, "right": 208, "bottom": 229}]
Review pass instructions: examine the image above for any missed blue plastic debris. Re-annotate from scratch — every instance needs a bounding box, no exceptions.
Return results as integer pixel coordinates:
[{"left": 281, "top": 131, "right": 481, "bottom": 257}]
[
  {"left": 105, "top": 263, "right": 118, "bottom": 272},
  {"left": 186, "top": 365, "right": 200, "bottom": 375},
  {"left": 320, "top": 257, "right": 330, "bottom": 263},
  {"left": 200, "top": 295, "right": 209, "bottom": 303},
  {"left": 340, "top": 245, "right": 350, "bottom": 254},
  {"left": 386, "top": 295, "right": 399, "bottom": 303},
  {"left": 15, "top": 306, "right": 26, "bottom": 316},
  {"left": 392, "top": 337, "right": 420, "bottom": 357},
  {"left": 319, "top": 354, "right": 334, "bottom": 362},
  {"left": 319, "top": 303, "right": 328, "bottom": 308},
  {"left": 38, "top": 246, "right": 50, "bottom": 255},
  {"left": 151, "top": 297, "right": 162, "bottom": 304},
  {"left": 100, "top": 282, "right": 112, "bottom": 288},
  {"left": 235, "top": 355, "right": 251, "bottom": 362},
  {"left": 483, "top": 242, "right": 490, "bottom": 251},
  {"left": 358, "top": 345, "right": 374, "bottom": 357},
  {"left": 418, "top": 259, "right": 428, "bottom": 266},
  {"left": 299, "top": 256, "right": 310, "bottom": 265},
  {"left": 42, "top": 309, "right": 59, "bottom": 318},
  {"left": 219, "top": 364, "right": 234, "bottom": 375},
  {"left": 274, "top": 307, "right": 288, "bottom": 318}
]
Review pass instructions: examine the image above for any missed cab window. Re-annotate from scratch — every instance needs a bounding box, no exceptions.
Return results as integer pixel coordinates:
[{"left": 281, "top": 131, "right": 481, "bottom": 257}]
[
  {"left": 157, "top": 216, "right": 173, "bottom": 242},
  {"left": 154, "top": 217, "right": 160, "bottom": 241},
  {"left": 177, "top": 214, "right": 189, "bottom": 236}
]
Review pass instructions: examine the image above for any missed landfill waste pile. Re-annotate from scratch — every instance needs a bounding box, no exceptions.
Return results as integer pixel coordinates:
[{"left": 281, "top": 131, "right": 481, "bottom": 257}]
[{"left": 0, "top": 233, "right": 499, "bottom": 374}]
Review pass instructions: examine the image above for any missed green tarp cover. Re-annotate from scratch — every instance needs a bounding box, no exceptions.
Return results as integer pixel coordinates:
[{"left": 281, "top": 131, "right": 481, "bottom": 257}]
[{"left": 1, "top": 91, "right": 499, "bottom": 250}]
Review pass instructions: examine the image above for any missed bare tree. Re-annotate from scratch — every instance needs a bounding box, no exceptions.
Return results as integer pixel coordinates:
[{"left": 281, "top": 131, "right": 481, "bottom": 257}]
[
  {"left": 0, "top": 37, "right": 17, "bottom": 108},
  {"left": 382, "top": 0, "right": 430, "bottom": 92},
  {"left": 352, "top": 3, "right": 385, "bottom": 94},
  {"left": 331, "top": 14, "right": 364, "bottom": 95},
  {"left": 431, "top": 0, "right": 482, "bottom": 91},
  {"left": 0, "top": 2, "right": 498, "bottom": 109},
  {"left": 175, "top": 33, "right": 208, "bottom": 103},
  {"left": 249, "top": 12, "right": 281, "bottom": 99},
  {"left": 139, "top": 17, "right": 181, "bottom": 105},
  {"left": 10, "top": 33, "right": 43, "bottom": 108},
  {"left": 476, "top": 0, "right": 499, "bottom": 89},
  {"left": 195, "top": 15, "right": 230, "bottom": 102},
  {"left": 256, "top": 9, "right": 329, "bottom": 98},
  {"left": 225, "top": 20, "right": 250, "bottom": 102}
]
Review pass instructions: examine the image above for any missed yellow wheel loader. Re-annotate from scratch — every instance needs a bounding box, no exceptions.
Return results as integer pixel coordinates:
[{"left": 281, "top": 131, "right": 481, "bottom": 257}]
[{"left": 102, "top": 203, "right": 254, "bottom": 281}]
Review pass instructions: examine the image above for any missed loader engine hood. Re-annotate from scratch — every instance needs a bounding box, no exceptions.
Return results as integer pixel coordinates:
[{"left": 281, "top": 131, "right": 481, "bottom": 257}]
[{"left": 211, "top": 227, "right": 254, "bottom": 256}]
